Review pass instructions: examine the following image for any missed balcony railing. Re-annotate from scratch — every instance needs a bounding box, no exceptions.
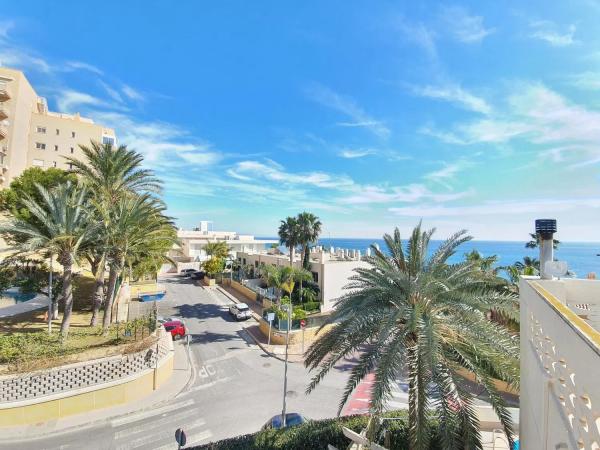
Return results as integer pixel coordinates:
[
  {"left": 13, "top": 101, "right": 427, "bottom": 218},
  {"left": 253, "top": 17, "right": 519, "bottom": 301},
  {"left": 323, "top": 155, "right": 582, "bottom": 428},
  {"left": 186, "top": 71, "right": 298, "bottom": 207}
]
[
  {"left": 0, "top": 83, "right": 9, "bottom": 102},
  {"left": 519, "top": 278, "right": 600, "bottom": 449},
  {"left": 0, "top": 105, "right": 6, "bottom": 120},
  {"left": 0, "top": 126, "right": 6, "bottom": 140}
]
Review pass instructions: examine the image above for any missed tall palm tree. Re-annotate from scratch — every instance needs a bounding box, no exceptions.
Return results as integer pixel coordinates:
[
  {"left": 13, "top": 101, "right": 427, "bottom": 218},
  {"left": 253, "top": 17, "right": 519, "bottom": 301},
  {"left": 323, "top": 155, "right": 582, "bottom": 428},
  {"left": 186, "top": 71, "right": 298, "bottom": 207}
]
[
  {"left": 297, "top": 212, "right": 322, "bottom": 270},
  {"left": 67, "top": 141, "right": 162, "bottom": 326},
  {"left": 525, "top": 232, "right": 560, "bottom": 249},
  {"left": 0, "top": 182, "right": 95, "bottom": 338},
  {"left": 305, "top": 224, "right": 519, "bottom": 449},
  {"left": 204, "top": 241, "right": 230, "bottom": 260},
  {"left": 102, "top": 194, "right": 174, "bottom": 331},
  {"left": 278, "top": 216, "right": 299, "bottom": 267}
]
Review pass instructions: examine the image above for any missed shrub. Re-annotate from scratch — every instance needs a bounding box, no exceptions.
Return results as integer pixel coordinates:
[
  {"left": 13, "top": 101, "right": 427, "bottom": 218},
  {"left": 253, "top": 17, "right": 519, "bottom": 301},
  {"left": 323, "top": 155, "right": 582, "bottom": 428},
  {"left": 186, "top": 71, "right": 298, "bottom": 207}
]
[
  {"left": 191, "top": 411, "right": 442, "bottom": 450},
  {"left": 303, "top": 301, "right": 320, "bottom": 312}
]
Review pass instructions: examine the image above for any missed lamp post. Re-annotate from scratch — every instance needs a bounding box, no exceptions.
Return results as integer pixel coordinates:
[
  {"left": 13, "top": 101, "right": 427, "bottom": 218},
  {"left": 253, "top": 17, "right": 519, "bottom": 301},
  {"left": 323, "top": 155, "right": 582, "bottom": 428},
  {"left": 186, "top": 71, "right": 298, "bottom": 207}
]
[
  {"left": 281, "top": 302, "right": 291, "bottom": 428},
  {"left": 47, "top": 254, "right": 53, "bottom": 333}
]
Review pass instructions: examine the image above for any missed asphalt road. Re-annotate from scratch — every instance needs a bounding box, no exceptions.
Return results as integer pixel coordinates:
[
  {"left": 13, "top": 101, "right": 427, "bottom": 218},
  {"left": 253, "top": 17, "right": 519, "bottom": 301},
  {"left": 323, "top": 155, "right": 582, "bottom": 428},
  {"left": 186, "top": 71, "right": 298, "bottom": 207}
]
[{"left": 2, "top": 276, "right": 349, "bottom": 450}]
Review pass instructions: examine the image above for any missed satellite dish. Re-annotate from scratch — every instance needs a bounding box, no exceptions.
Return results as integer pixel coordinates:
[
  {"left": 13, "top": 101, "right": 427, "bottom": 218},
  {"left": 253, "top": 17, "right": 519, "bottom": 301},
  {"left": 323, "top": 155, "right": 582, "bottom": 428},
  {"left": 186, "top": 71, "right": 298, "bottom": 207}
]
[{"left": 545, "top": 261, "right": 568, "bottom": 278}]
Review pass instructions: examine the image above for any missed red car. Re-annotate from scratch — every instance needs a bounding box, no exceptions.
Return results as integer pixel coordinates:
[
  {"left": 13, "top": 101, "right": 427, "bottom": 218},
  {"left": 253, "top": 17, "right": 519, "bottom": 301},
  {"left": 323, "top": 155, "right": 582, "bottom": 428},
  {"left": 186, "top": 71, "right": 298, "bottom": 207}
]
[{"left": 163, "top": 320, "right": 186, "bottom": 340}]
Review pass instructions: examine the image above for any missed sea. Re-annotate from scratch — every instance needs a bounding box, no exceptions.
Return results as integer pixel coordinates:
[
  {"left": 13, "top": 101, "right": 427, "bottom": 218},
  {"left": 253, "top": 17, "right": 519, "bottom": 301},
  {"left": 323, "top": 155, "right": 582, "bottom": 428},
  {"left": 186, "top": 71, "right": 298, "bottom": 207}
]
[{"left": 260, "top": 238, "right": 600, "bottom": 278}]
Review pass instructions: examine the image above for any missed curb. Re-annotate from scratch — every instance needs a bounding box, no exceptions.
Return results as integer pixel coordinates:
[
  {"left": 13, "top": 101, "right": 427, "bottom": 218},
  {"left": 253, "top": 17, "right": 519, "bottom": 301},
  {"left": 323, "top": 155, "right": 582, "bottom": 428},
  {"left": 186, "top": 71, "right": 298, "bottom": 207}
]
[{"left": 216, "top": 285, "right": 302, "bottom": 363}]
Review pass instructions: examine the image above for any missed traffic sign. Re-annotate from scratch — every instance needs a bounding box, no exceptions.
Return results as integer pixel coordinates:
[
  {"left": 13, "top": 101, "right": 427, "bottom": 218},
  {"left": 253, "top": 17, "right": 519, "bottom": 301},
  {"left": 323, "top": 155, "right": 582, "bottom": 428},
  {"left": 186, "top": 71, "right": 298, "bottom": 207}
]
[
  {"left": 175, "top": 428, "right": 187, "bottom": 448},
  {"left": 300, "top": 319, "right": 306, "bottom": 328},
  {"left": 267, "top": 312, "right": 275, "bottom": 322}
]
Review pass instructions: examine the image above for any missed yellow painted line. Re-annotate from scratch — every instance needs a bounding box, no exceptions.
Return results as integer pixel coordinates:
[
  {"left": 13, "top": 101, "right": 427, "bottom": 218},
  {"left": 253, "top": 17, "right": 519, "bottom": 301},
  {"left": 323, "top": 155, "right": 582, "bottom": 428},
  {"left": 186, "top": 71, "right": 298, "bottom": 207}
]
[{"left": 530, "top": 281, "right": 600, "bottom": 350}]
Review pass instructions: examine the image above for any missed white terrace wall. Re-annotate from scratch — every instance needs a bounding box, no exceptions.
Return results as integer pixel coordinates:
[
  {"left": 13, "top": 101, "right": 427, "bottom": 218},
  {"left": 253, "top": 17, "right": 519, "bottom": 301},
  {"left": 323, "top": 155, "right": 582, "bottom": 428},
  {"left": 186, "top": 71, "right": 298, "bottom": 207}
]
[{"left": 520, "top": 279, "right": 600, "bottom": 450}]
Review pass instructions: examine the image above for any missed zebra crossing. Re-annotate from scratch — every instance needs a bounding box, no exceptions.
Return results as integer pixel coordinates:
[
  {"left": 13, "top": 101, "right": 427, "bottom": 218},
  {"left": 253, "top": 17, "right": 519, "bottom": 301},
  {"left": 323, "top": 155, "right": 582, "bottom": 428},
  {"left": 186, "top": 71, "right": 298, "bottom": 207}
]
[
  {"left": 111, "top": 400, "right": 213, "bottom": 449},
  {"left": 343, "top": 374, "right": 410, "bottom": 415}
]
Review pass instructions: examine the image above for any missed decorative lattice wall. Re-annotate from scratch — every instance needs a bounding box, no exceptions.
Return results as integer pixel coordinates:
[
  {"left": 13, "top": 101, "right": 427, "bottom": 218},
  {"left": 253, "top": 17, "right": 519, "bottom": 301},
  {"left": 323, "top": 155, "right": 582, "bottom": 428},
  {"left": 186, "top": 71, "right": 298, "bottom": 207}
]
[{"left": 0, "top": 330, "right": 172, "bottom": 405}]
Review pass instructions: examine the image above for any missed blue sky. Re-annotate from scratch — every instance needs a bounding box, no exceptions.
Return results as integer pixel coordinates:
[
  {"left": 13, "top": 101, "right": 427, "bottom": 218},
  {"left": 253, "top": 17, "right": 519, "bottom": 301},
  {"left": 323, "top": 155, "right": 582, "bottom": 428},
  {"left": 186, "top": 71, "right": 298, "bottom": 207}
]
[{"left": 2, "top": 1, "right": 600, "bottom": 241}]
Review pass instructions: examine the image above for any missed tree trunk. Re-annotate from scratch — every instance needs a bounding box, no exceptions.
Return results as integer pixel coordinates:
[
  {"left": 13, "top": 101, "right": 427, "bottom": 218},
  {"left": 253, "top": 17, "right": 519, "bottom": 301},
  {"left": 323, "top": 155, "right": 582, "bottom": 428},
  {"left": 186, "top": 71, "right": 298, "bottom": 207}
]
[
  {"left": 302, "top": 244, "right": 310, "bottom": 269},
  {"left": 289, "top": 246, "right": 295, "bottom": 267},
  {"left": 102, "top": 264, "right": 119, "bottom": 332},
  {"left": 90, "top": 270, "right": 105, "bottom": 326},
  {"left": 59, "top": 253, "right": 74, "bottom": 340}
]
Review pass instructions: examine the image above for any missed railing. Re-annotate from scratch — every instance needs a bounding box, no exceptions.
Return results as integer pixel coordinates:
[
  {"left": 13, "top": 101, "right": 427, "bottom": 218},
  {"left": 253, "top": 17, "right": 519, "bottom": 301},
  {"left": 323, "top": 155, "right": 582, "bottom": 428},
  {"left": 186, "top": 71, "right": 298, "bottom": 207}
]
[
  {"left": 241, "top": 278, "right": 277, "bottom": 300},
  {"left": 0, "top": 83, "right": 9, "bottom": 101}
]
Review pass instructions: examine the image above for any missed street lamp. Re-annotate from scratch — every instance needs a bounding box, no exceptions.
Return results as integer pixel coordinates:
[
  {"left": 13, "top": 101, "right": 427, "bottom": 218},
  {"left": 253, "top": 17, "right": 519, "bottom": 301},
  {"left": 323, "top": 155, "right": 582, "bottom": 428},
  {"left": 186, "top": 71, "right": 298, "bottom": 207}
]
[{"left": 281, "top": 302, "right": 292, "bottom": 427}]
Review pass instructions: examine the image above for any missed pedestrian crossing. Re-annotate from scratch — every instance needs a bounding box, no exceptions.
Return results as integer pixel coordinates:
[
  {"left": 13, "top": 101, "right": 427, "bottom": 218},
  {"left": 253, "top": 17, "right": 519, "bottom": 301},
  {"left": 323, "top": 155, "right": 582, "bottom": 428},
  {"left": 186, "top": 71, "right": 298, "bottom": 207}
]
[
  {"left": 112, "top": 402, "right": 213, "bottom": 449},
  {"left": 343, "top": 375, "right": 410, "bottom": 415}
]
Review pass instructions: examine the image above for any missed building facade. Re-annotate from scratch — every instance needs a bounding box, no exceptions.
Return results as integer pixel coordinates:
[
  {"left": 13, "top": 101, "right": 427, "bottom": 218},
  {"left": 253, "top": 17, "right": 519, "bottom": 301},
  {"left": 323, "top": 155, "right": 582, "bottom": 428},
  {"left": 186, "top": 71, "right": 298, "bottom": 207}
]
[
  {"left": 519, "top": 277, "right": 600, "bottom": 449},
  {"left": 0, "top": 67, "right": 116, "bottom": 187},
  {"left": 236, "top": 247, "right": 369, "bottom": 312}
]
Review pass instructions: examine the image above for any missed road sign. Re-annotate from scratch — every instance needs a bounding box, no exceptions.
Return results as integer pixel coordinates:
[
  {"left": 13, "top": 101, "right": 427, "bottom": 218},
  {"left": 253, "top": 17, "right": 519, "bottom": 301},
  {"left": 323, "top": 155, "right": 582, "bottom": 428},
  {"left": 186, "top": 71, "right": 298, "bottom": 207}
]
[
  {"left": 175, "top": 428, "right": 187, "bottom": 448},
  {"left": 267, "top": 312, "right": 275, "bottom": 322},
  {"left": 300, "top": 319, "right": 306, "bottom": 328}
]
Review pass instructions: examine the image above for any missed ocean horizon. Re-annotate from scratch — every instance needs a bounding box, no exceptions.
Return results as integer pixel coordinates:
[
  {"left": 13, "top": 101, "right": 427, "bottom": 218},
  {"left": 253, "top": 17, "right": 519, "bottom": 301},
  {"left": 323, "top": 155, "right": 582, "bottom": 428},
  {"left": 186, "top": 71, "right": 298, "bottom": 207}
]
[{"left": 258, "top": 237, "right": 600, "bottom": 278}]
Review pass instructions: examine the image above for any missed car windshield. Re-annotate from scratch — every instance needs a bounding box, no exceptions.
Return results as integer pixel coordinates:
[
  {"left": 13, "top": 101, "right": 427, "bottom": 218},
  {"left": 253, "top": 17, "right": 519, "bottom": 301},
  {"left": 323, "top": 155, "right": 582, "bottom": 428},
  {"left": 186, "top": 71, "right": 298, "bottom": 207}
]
[
  {"left": 165, "top": 326, "right": 174, "bottom": 331},
  {"left": 271, "top": 414, "right": 303, "bottom": 429},
  {"left": 237, "top": 305, "right": 249, "bottom": 311}
]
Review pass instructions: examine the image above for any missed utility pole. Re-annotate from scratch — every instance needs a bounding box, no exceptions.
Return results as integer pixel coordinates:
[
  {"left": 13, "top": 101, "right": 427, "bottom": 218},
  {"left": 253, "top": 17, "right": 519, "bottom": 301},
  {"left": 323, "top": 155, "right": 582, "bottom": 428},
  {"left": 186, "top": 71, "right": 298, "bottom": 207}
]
[{"left": 281, "top": 303, "right": 291, "bottom": 427}]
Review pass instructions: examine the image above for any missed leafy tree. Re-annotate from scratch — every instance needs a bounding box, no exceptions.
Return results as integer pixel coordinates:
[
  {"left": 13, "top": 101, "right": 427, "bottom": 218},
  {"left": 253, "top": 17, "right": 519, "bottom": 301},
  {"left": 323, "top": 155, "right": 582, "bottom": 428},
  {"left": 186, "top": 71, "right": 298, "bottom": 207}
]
[
  {"left": 278, "top": 217, "right": 300, "bottom": 266},
  {"left": 464, "top": 249, "right": 498, "bottom": 274},
  {"left": 205, "top": 241, "right": 231, "bottom": 260},
  {"left": 203, "top": 256, "right": 225, "bottom": 278},
  {"left": 0, "top": 182, "right": 95, "bottom": 339},
  {"left": 305, "top": 224, "right": 519, "bottom": 449},
  {"left": 297, "top": 212, "right": 322, "bottom": 269}
]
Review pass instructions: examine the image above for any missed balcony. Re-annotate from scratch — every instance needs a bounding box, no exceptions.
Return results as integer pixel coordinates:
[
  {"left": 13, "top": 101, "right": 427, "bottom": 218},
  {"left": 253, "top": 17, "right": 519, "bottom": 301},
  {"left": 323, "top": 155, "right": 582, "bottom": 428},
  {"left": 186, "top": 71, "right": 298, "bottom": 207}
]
[
  {"left": 0, "top": 83, "right": 9, "bottom": 102},
  {"left": 519, "top": 278, "right": 600, "bottom": 449},
  {"left": 0, "top": 126, "right": 6, "bottom": 141},
  {"left": 0, "top": 105, "right": 6, "bottom": 120}
]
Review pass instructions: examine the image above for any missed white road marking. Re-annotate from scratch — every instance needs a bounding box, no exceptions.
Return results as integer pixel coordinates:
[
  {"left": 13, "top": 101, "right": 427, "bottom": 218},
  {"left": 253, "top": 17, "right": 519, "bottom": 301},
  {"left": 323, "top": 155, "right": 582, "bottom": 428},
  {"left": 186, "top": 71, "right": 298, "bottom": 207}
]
[
  {"left": 115, "top": 418, "right": 208, "bottom": 449},
  {"left": 186, "top": 376, "right": 233, "bottom": 393},
  {"left": 113, "top": 410, "right": 201, "bottom": 439},
  {"left": 110, "top": 399, "right": 195, "bottom": 427}
]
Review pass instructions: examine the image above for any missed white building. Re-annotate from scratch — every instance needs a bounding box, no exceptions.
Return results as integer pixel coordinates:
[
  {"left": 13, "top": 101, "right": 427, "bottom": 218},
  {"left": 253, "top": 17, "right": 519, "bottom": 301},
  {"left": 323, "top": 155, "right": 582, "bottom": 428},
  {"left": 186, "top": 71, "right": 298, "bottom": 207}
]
[
  {"left": 519, "top": 277, "right": 600, "bottom": 448},
  {"left": 236, "top": 246, "right": 369, "bottom": 312},
  {"left": 169, "top": 221, "right": 278, "bottom": 266}
]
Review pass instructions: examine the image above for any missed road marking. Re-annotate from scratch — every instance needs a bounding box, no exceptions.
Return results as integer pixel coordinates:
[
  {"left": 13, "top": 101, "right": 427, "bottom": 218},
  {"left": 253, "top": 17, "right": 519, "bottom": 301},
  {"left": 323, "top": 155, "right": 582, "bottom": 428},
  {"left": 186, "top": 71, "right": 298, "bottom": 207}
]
[
  {"left": 185, "top": 429, "right": 214, "bottom": 447},
  {"left": 115, "top": 418, "right": 208, "bottom": 449},
  {"left": 186, "top": 376, "right": 233, "bottom": 393},
  {"left": 113, "top": 411, "right": 201, "bottom": 439},
  {"left": 110, "top": 399, "right": 195, "bottom": 427}
]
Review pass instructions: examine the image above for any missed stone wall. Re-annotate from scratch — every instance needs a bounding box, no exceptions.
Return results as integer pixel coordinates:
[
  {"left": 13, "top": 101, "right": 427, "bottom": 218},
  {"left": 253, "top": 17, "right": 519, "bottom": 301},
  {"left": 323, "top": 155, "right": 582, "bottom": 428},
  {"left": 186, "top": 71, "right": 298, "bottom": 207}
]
[{"left": 0, "top": 329, "right": 172, "bottom": 406}]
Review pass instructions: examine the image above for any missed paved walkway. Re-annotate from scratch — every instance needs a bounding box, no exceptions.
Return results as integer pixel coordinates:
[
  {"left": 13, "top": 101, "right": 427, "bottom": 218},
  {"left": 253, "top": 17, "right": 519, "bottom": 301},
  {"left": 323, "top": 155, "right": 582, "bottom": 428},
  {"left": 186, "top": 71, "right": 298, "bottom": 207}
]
[{"left": 0, "top": 294, "right": 49, "bottom": 319}]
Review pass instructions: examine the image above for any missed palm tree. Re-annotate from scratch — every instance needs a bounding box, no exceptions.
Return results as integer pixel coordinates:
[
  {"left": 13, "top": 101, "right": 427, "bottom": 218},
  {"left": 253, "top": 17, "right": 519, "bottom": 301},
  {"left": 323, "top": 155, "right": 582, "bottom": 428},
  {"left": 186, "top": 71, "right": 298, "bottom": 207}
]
[
  {"left": 297, "top": 212, "right": 322, "bottom": 270},
  {"left": 67, "top": 141, "right": 162, "bottom": 326},
  {"left": 102, "top": 194, "right": 174, "bottom": 331},
  {"left": 305, "top": 224, "right": 519, "bottom": 449},
  {"left": 526, "top": 232, "right": 560, "bottom": 249},
  {"left": 278, "top": 216, "right": 299, "bottom": 266},
  {"left": 514, "top": 256, "right": 539, "bottom": 274},
  {"left": 0, "top": 182, "right": 95, "bottom": 338},
  {"left": 204, "top": 241, "right": 230, "bottom": 260}
]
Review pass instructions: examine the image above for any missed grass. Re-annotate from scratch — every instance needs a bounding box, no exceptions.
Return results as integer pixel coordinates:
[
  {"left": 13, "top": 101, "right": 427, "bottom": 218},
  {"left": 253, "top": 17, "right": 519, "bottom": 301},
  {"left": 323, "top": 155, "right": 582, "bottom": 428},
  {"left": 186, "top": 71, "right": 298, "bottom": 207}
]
[{"left": 0, "top": 273, "right": 158, "bottom": 374}]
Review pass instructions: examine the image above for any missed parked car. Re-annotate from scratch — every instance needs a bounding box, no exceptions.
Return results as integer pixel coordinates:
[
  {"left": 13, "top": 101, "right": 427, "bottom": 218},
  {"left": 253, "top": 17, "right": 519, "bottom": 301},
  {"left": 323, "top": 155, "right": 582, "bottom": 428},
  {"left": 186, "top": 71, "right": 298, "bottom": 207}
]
[
  {"left": 229, "top": 303, "right": 252, "bottom": 321},
  {"left": 190, "top": 270, "right": 205, "bottom": 280},
  {"left": 157, "top": 316, "right": 174, "bottom": 324},
  {"left": 261, "top": 413, "right": 309, "bottom": 430},
  {"left": 180, "top": 268, "right": 196, "bottom": 277},
  {"left": 163, "top": 320, "right": 186, "bottom": 339}
]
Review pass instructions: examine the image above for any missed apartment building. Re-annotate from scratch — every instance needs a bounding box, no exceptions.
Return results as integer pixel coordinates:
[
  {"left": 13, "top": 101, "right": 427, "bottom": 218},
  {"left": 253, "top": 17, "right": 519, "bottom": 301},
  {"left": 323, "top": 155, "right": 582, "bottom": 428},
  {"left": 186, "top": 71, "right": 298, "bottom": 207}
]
[{"left": 0, "top": 67, "right": 116, "bottom": 187}]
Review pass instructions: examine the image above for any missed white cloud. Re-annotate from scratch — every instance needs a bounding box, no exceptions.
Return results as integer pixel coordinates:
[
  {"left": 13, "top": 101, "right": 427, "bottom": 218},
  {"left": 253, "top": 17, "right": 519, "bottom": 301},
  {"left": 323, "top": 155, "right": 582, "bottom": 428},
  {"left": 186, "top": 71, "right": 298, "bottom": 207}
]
[
  {"left": 56, "top": 90, "right": 104, "bottom": 112},
  {"left": 306, "top": 84, "right": 390, "bottom": 138},
  {"left": 425, "top": 160, "right": 473, "bottom": 188},
  {"left": 122, "top": 84, "right": 145, "bottom": 101},
  {"left": 342, "top": 184, "right": 472, "bottom": 205},
  {"left": 389, "top": 197, "right": 600, "bottom": 217},
  {"left": 529, "top": 21, "right": 577, "bottom": 47},
  {"left": 338, "top": 149, "right": 376, "bottom": 159},
  {"left": 568, "top": 71, "right": 600, "bottom": 90},
  {"left": 441, "top": 6, "right": 495, "bottom": 43},
  {"left": 397, "top": 20, "right": 438, "bottom": 60},
  {"left": 413, "top": 84, "right": 491, "bottom": 114},
  {"left": 0, "top": 49, "right": 51, "bottom": 73},
  {"left": 64, "top": 61, "right": 104, "bottom": 75}
]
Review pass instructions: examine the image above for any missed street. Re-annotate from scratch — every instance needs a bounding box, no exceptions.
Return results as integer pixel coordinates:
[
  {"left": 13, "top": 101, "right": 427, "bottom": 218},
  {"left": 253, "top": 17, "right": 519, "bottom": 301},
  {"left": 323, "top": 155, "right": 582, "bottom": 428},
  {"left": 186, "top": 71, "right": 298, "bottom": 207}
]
[{"left": 0, "top": 276, "right": 349, "bottom": 450}]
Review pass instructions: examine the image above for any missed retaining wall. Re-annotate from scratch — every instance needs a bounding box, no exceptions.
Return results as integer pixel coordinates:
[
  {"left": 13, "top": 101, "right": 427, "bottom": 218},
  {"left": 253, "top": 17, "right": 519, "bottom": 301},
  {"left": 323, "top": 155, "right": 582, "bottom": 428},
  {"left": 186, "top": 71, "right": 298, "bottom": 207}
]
[{"left": 0, "top": 329, "right": 174, "bottom": 426}]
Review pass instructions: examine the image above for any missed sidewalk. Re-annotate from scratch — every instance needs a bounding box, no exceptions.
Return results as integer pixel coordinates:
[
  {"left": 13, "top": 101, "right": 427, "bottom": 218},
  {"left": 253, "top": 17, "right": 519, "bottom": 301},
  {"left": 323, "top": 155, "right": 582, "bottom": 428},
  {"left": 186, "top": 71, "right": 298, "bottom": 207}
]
[
  {"left": 216, "top": 285, "right": 307, "bottom": 363},
  {"left": 0, "top": 340, "right": 192, "bottom": 442}
]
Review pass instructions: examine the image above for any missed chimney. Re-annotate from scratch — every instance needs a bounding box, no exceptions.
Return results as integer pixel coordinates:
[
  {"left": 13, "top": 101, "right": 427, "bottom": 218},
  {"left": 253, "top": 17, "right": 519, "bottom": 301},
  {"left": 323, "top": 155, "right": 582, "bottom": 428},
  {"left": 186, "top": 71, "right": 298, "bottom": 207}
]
[{"left": 535, "top": 219, "right": 557, "bottom": 280}]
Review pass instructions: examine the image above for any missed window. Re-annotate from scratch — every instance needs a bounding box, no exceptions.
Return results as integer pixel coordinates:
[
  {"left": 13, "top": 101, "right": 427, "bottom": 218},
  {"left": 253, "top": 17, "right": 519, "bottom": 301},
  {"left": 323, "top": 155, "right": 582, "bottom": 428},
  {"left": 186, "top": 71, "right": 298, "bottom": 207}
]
[
  {"left": 32, "top": 159, "right": 44, "bottom": 167},
  {"left": 71, "top": 131, "right": 76, "bottom": 138},
  {"left": 312, "top": 271, "right": 319, "bottom": 283},
  {"left": 35, "top": 142, "right": 46, "bottom": 150},
  {"left": 54, "top": 145, "right": 58, "bottom": 151},
  {"left": 68, "top": 163, "right": 73, "bottom": 170},
  {"left": 56, "top": 129, "right": 60, "bottom": 135},
  {"left": 102, "top": 136, "right": 115, "bottom": 145},
  {"left": 70, "top": 147, "right": 74, "bottom": 154},
  {"left": 52, "top": 161, "right": 57, "bottom": 168},
  {"left": 36, "top": 126, "right": 46, "bottom": 134}
]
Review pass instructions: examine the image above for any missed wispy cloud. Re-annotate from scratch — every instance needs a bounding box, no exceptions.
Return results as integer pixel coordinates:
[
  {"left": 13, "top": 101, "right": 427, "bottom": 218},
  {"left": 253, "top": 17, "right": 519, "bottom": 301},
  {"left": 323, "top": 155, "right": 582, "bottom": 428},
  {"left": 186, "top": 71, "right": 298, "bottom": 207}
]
[
  {"left": 397, "top": 19, "right": 437, "bottom": 60},
  {"left": 425, "top": 159, "right": 473, "bottom": 188},
  {"left": 306, "top": 84, "right": 390, "bottom": 138},
  {"left": 412, "top": 84, "right": 491, "bottom": 114},
  {"left": 568, "top": 71, "right": 600, "bottom": 90},
  {"left": 441, "top": 6, "right": 495, "bottom": 43},
  {"left": 342, "top": 183, "right": 472, "bottom": 205},
  {"left": 338, "top": 148, "right": 376, "bottom": 159},
  {"left": 64, "top": 61, "right": 104, "bottom": 75},
  {"left": 529, "top": 20, "right": 577, "bottom": 47},
  {"left": 56, "top": 90, "right": 105, "bottom": 112},
  {"left": 122, "top": 84, "right": 145, "bottom": 102}
]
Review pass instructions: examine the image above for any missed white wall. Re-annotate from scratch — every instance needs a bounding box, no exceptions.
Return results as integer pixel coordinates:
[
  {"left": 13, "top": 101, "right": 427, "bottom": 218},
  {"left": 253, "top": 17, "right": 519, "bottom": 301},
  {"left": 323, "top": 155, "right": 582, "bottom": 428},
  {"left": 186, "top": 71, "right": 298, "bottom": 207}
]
[{"left": 321, "top": 261, "right": 369, "bottom": 312}]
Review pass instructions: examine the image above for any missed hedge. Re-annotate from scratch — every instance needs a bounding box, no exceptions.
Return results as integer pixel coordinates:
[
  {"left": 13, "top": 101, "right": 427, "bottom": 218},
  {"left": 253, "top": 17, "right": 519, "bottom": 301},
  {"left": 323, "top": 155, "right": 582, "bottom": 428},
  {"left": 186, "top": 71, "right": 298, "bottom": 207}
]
[
  {"left": 302, "top": 301, "right": 321, "bottom": 312},
  {"left": 190, "top": 411, "right": 442, "bottom": 450}
]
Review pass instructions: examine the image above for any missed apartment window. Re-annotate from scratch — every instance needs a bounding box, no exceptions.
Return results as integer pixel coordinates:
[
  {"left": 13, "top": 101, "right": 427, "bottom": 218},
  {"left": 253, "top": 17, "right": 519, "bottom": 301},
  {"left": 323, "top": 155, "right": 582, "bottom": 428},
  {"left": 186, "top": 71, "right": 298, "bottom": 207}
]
[
  {"left": 70, "top": 147, "right": 74, "bottom": 154},
  {"left": 312, "top": 271, "right": 319, "bottom": 283},
  {"left": 54, "top": 145, "right": 58, "bottom": 151},
  {"left": 52, "top": 161, "right": 57, "bottom": 168},
  {"left": 56, "top": 129, "right": 60, "bottom": 135},
  {"left": 35, "top": 142, "right": 46, "bottom": 150},
  {"left": 32, "top": 159, "right": 44, "bottom": 167},
  {"left": 36, "top": 126, "right": 46, "bottom": 134},
  {"left": 71, "top": 131, "right": 76, "bottom": 138},
  {"left": 102, "top": 136, "right": 115, "bottom": 145}
]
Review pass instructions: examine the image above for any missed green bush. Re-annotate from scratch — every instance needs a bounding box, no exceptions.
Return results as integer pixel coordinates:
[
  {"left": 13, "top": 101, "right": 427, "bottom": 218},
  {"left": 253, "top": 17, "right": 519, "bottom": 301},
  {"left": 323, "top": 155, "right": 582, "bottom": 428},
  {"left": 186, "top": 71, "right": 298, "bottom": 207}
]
[
  {"left": 191, "top": 411, "right": 442, "bottom": 450},
  {"left": 302, "top": 301, "right": 320, "bottom": 312}
]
